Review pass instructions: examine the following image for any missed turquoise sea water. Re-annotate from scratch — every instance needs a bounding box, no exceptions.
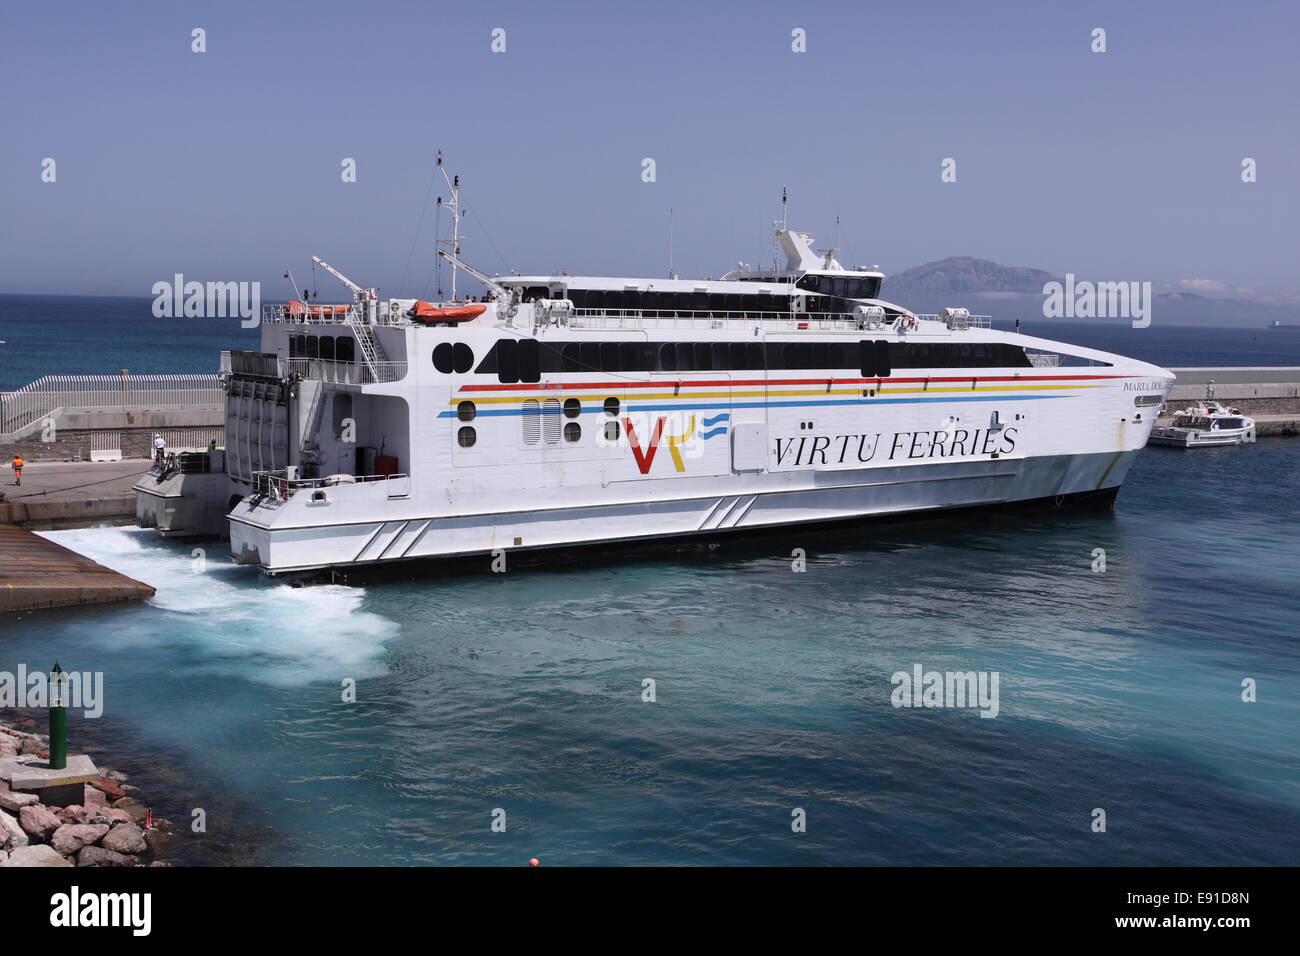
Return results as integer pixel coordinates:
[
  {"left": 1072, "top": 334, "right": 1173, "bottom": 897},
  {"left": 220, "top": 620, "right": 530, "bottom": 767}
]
[{"left": 4, "top": 442, "right": 1298, "bottom": 865}]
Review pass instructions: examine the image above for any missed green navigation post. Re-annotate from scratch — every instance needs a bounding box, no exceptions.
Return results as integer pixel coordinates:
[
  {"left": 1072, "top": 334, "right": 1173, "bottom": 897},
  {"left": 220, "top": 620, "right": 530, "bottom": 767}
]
[{"left": 49, "top": 661, "right": 67, "bottom": 771}]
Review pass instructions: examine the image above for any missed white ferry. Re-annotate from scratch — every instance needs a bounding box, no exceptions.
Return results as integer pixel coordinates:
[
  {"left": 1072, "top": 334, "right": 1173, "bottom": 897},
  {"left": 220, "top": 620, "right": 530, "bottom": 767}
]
[
  {"left": 1149, "top": 400, "right": 1256, "bottom": 447},
  {"left": 136, "top": 182, "right": 1176, "bottom": 577}
]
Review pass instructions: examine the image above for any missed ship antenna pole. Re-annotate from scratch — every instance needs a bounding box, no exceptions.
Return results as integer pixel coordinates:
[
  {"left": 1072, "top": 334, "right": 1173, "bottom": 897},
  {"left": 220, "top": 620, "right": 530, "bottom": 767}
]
[
  {"left": 773, "top": 186, "right": 788, "bottom": 271},
  {"left": 436, "top": 150, "right": 463, "bottom": 302},
  {"left": 668, "top": 206, "right": 673, "bottom": 279}
]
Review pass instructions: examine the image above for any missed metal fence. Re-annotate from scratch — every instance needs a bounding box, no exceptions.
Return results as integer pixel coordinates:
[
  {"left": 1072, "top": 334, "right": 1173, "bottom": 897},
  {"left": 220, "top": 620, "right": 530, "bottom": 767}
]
[{"left": 1, "top": 373, "right": 223, "bottom": 438}]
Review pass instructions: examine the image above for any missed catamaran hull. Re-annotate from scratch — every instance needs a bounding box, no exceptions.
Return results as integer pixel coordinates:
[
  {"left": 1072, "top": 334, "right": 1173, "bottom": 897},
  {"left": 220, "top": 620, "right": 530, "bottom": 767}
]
[{"left": 228, "top": 448, "right": 1138, "bottom": 575}]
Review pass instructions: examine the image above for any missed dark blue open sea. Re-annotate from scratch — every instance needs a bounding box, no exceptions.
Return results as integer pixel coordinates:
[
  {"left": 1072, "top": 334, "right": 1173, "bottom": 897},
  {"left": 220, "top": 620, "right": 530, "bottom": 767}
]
[{"left": 2, "top": 295, "right": 1298, "bottom": 865}]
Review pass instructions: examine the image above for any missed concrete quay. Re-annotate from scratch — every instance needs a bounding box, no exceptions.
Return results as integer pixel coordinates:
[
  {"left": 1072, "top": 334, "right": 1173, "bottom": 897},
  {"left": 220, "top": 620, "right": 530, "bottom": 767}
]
[
  {"left": 0, "top": 460, "right": 148, "bottom": 530},
  {"left": 0, "top": 462, "right": 156, "bottom": 613},
  {"left": 0, "top": 523, "right": 154, "bottom": 613}
]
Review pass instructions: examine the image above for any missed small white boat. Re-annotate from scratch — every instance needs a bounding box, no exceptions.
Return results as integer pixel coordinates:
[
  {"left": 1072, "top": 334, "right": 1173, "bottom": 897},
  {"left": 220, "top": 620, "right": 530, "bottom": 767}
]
[{"left": 1149, "top": 401, "right": 1256, "bottom": 448}]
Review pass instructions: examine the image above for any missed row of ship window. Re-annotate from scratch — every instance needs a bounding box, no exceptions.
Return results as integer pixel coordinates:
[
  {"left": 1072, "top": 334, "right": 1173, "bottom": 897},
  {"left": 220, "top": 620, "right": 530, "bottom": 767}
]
[
  {"left": 558, "top": 288, "right": 872, "bottom": 317},
  {"left": 288, "top": 335, "right": 356, "bottom": 362},
  {"left": 523, "top": 275, "right": 883, "bottom": 311},
  {"left": 455, "top": 397, "right": 623, "bottom": 449},
  {"left": 442, "top": 339, "right": 1039, "bottom": 383}
]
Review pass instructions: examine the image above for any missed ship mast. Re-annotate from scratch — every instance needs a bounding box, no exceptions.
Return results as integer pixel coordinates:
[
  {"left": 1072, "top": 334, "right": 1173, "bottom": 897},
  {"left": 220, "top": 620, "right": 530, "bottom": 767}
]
[
  {"left": 435, "top": 150, "right": 464, "bottom": 302},
  {"left": 773, "top": 186, "right": 788, "bottom": 271}
]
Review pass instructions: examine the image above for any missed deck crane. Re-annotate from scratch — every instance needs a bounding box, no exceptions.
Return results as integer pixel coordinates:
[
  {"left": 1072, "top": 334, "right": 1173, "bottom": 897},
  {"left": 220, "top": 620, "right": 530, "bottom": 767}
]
[
  {"left": 308, "top": 255, "right": 388, "bottom": 376},
  {"left": 312, "top": 256, "right": 379, "bottom": 323},
  {"left": 437, "top": 249, "right": 518, "bottom": 317}
]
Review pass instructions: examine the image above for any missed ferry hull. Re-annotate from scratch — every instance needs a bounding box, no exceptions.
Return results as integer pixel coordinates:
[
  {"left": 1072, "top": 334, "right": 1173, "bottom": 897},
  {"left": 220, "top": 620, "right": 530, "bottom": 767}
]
[{"left": 229, "top": 448, "right": 1139, "bottom": 575}]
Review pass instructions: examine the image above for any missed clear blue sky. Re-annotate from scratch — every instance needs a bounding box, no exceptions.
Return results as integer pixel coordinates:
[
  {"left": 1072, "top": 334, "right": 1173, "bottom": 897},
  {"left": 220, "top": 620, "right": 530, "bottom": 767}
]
[{"left": 1, "top": 0, "right": 1296, "bottom": 299}]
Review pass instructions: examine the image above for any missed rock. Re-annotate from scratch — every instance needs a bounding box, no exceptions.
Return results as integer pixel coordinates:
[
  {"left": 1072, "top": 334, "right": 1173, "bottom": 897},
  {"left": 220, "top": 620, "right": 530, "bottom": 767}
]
[
  {"left": 114, "top": 802, "right": 148, "bottom": 824},
  {"left": 50, "top": 823, "right": 108, "bottom": 856},
  {"left": 143, "top": 828, "right": 177, "bottom": 855},
  {"left": 0, "top": 843, "right": 73, "bottom": 867},
  {"left": 56, "top": 804, "right": 94, "bottom": 825},
  {"left": 18, "top": 738, "right": 44, "bottom": 756},
  {"left": 111, "top": 796, "right": 141, "bottom": 810},
  {"left": 0, "top": 849, "right": 6, "bottom": 864},
  {"left": 83, "top": 786, "right": 107, "bottom": 808},
  {"left": 78, "top": 845, "right": 132, "bottom": 867},
  {"left": 19, "top": 804, "right": 62, "bottom": 841},
  {"left": 0, "top": 790, "right": 39, "bottom": 812},
  {"left": 104, "top": 769, "right": 129, "bottom": 783},
  {"left": 0, "top": 743, "right": 18, "bottom": 760},
  {"left": 90, "top": 777, "right": 125, "bottom": 800},
  {"left": 0, "top": 810, "right": 28, "bottom": 851},
  {"left": 101, "top": 807, "right": 134, "bottom": 824},
  {"left": 101, "top": 823, "right": 147, "bottom": 855}
]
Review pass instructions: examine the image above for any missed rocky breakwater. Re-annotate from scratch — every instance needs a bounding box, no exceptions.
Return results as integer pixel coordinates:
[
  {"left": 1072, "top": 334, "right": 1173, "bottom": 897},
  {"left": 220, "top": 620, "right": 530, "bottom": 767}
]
[{"left": 0, "top": 719, "right": 178, "bottom": 867}]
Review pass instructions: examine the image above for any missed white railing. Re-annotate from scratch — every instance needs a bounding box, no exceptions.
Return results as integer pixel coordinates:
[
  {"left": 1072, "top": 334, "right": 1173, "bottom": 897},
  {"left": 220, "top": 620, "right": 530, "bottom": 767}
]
[
  {"left": 1, "top": 373, "right": 223, "bottom": 438},
  {"left": 159, "top": 427, "right": 225, "bottom": 453},
  {"left": 260, "top": 303, "right": 409, "bottom": 326},
  {"left": 252, "top": 469, "right": 408, "bottom": 500},
  {"left": 565, "top": 309, "right": 992, "bottom": 333},
  {"left": 284, "top": 357, "right": 407, "bottom": 385},
  {"left": 219, "top": 352, "right": 407, "bottom": 385}
]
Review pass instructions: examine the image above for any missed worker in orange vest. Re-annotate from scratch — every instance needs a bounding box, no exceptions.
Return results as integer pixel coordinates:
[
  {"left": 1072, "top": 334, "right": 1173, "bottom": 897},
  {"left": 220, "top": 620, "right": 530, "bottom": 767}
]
[{"left": 11, "top": 453, "right": 22, "bottom": 486}]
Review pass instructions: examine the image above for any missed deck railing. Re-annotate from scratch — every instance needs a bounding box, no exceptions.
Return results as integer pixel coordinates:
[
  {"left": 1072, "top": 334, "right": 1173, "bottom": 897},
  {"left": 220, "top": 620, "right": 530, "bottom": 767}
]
[
  {"left": 252, "top": 469, "right": 408, "bottom": 500},
  {"left": 565, "top": 309, "right": 992, "bottom": 332}
]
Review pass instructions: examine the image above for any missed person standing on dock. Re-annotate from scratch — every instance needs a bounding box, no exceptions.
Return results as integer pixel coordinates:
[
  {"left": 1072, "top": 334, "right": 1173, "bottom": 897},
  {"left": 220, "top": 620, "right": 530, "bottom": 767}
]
[
  {"left": 153, "top": 433, "right": 166, "bottom": 467},
  {"left": 10, "top": 453, "right": 22, "bottom": 486}
]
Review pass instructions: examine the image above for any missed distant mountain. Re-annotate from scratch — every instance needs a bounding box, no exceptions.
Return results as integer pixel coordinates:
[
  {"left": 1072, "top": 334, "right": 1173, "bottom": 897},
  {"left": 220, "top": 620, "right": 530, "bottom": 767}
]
[
  {"left": 880, "top": 257, "right": 1299, "bottom": 327},
  {"left": 886, "top": 257, "right": 1059, "bottom": 297}
]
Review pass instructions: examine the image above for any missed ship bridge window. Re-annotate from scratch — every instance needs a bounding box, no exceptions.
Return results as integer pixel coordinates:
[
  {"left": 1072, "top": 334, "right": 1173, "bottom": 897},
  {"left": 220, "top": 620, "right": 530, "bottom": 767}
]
[
  {"left": 560, "top": 343, "right": 581, "bottom": 372},
  {"left": 305, "top": 336, "right": 319, "bottom": 359},
  {"left": 796, "top": 275, "right": 882, "bottom": 299},
  {"left": 659, "top": 343, "right": 678, "bottom": 371},
  {"left": 887, "top": 343, "right": 1036, "bottom": 369},
  {"left": 319, "top": 336, "right": 335, "bottom": 361},
  {"left": 337, "top": 337, "right": 355, "bottom": 363}
]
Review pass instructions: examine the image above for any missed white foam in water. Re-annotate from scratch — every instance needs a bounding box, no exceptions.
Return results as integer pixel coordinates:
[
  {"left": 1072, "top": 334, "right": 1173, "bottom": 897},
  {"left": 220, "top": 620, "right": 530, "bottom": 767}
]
[{"left": 39, "top": 527, "right": 400, "bottom": 686}]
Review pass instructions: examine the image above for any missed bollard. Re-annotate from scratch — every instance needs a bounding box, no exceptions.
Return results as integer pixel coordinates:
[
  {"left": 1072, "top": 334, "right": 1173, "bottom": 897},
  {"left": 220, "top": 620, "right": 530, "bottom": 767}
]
[{"left": 49, "top": 661, "right": 67, "bottom": 770}]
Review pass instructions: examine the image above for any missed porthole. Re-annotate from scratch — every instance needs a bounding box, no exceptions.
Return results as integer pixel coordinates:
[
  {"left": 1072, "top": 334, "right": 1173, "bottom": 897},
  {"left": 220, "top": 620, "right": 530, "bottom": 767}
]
[
  {"left": 564, "top": 422, "right": 581, "bottom": 443},
  {"left": 563, "top": 398, "right": 582, "bottom": 418},
  {"left": 457, "top": 426, "right": 476, "bottom": 448},
  {"left": 453, "top": 342, "right": 474, "bottom": 374},
  {"left": 603, "top": 397, "right": 620, "bottom": 417},
  {"left": 433, "top": 343, "right": 454, "bottom": 374},
  {"left": 604, "top": 420, "right": 620, "bottom": 442},
  {"left": 457, "top": 400, "right": 476, "bottom": 422}
]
